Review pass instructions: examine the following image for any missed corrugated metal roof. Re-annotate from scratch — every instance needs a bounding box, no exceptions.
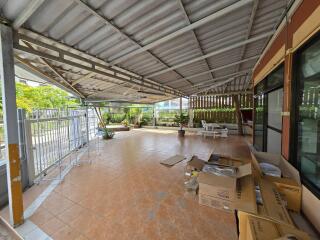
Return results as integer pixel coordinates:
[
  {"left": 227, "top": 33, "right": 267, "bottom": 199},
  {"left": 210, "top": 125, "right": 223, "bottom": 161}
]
[{"left": 0, "top": 0, "right": 289, "bottom": 102}]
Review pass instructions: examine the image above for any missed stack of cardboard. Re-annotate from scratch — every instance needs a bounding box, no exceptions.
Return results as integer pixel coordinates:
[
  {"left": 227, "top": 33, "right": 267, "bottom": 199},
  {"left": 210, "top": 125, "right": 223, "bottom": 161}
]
[
  {"left": 186, "top": 152, "right": 310, "bottom": 240},
  {"left": 250, "top": 147, "right": 301, "bottom": 212}
]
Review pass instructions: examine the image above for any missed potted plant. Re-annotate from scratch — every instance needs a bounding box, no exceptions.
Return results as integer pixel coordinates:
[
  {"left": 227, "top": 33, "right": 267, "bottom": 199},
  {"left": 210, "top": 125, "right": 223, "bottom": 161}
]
[
  {"left": 174, "top": 113, "right": 189, "bottom": 137},
  {"left": 102, "top": 128, "right": 115, "bottom": 140}
]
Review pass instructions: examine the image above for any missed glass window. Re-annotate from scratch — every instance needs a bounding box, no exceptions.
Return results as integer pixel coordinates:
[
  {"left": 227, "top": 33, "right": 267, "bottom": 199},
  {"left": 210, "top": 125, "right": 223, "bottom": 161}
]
[
  {"left": 267, "top": 65, "right": 284, "bottom": 90},
  {"left": 295, "top": 35, "right": 320, "bottom": 193},
  {"left": 268, "top": 88, "right": 283, "bottom": 130},
  {"left": 301, "top": 39, "right": 320, "bottom": 78},
  {"left": 254, "top": 94, "right": 265, "bottom": 151},
  {"left": 267, "top": 128, "right": 282, "bottom": 154}
]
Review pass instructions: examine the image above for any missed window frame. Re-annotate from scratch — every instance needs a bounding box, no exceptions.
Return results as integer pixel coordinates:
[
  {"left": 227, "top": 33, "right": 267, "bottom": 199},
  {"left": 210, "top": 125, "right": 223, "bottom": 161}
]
[{"left": 290, "top": 31, "right": 320, "bottom": 199}]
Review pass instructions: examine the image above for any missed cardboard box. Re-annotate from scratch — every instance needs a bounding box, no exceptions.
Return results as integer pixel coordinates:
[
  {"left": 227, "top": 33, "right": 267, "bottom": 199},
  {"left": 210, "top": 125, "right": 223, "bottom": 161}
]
[
  {"left": 187, "top": 154, "right": 247, "bottom": 171},
  {"left": 197, "top": 163, "right": 253, "bottom": 212},
  {"left": 208, "top": 153, "right": 251, "bottom": 165},
  {"left": 236, "top": 178, "right": 294, "bottom": 233},
  {"left": 187, "top": 155, "right": 206, "bottom": 170},
  {"left": 236, "top": 179, "right": 311, "bottom": 239},
  {"left": 255, "top": 178, "right": 293, "bottom": 226},
  {"left": 239, "top": 215, "right": 310, "bottom": 240},
  {"left": 250, "top": 146, "right": 302, "bottom": 212}
]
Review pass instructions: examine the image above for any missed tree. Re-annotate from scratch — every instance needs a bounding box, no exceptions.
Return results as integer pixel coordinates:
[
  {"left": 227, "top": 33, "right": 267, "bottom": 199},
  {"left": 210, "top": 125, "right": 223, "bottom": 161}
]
[{"left": 0, "top": 82, "right": 79, "bottom": 117}]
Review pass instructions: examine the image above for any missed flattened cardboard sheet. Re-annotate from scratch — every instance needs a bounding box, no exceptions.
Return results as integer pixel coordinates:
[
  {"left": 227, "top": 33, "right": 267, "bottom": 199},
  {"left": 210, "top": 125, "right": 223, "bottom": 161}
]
[{"left": 160, "top": 155, "right": 185, "bottom": 166}]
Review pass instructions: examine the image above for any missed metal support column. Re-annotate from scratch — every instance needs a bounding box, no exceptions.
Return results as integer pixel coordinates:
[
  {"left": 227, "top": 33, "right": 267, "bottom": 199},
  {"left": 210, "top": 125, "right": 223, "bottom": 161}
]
[
  {"left": 85, "top": 106, "right": 90, "bottom": 157},
  {"left": 152, "top": 104, "right": 156, "bottom": 128},
  {"left": 179, "top": 97, "right": 183, "bottom": 115},
  {"left": 0, "top": 24, "right": 24, "bottom": 226}
]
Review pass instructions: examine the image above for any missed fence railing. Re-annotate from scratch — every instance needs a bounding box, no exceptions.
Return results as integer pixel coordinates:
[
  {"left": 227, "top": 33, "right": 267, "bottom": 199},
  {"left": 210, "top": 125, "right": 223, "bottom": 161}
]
[{"left": 25, "top": 108, "right": 98, "bottom": 181}]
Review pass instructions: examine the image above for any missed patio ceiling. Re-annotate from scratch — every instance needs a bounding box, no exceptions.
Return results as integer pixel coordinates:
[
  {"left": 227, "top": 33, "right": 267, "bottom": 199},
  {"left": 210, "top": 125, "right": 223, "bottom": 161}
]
[{"left": 0, "top": 0, "right": 290, "bottom": 103}]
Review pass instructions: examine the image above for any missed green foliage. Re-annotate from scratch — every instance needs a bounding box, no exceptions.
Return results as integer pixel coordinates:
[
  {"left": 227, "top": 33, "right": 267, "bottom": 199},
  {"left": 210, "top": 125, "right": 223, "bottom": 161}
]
[
  {"left": 141, "top": 115, "right": 152, "bottom": 126},
  {"left": 14, "top": 82, "right": 79, "bottom": 112},
  {"left": 156, "top": 109, "right": 188, "bottom": 126},
  {"left": 193, "top": 118, "right": 202, "bottom": 128},
  {"left": 102, "top": 128, "right": 115, "bottom": 140},
  {"left": 123, "top": 107, "right": 130, "bottom": 115},
  {"left": 194, "top": 108, "right": 236, "bottom": 112},
  {"left": 102, "top": 112, "right": 112, "bottom": 124},
  {"left": 129, "top": 107, "right": 142, "bottom": 125},
  {"left": 110, "top": 113, "right": 126, "bottom": 123},
  {"left": 174, "top": 113, "right": 189, "bottom": 130}
]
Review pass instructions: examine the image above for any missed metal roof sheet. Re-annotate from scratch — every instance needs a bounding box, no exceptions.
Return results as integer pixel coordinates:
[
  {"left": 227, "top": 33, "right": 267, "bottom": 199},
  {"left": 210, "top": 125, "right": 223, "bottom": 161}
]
[{"left": 0, "top": 0, "right": 289, "bottom": 102}]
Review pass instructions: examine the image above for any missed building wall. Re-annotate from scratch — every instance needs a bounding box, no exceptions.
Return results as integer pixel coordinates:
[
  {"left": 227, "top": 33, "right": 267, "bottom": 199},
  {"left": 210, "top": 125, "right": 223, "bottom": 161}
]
[{"left": 252, "top": 0, "right": 320, "bottom": 232}]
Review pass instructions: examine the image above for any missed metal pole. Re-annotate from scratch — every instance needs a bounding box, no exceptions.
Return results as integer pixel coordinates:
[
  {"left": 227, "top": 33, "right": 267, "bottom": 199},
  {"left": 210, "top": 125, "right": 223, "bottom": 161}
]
[
  {"left": 0, "top": 24, "right": 24, "bottom": 226},
  {"left": 85, "top": 106, "right": 90, "bottom": 159},
  {"left": 17, "top": 109, "right": 28, "bottom": 189},
  {"left": 36, "top": 110, "right": 42, "bottom": 174},
  {"left": 152, "top": 104, "right": 156, "bottom": 128},
  {"left": 57, "top": 110, "right": 62, "bottom": 179}
]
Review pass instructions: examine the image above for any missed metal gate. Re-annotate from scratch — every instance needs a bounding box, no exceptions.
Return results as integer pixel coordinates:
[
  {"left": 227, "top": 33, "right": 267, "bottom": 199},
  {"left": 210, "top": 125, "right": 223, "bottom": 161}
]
[
  {"left": 24, "top": 107, "right": 98, "bottom": 183},
  {"left": 0, "top": 107, "right": 98, "bottom": 206}
]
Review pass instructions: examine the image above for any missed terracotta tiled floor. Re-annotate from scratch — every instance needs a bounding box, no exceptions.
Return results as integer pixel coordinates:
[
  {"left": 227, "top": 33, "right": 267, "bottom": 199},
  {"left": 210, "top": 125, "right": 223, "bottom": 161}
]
[{"left": 2, "top": 129, "right": 252, "bottom": 240}]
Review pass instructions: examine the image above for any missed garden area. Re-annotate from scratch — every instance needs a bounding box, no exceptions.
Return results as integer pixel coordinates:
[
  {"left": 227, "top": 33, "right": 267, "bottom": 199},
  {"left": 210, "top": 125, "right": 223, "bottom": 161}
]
[{"left": 98, "top": 105, "right": 154, "bottom": 128}]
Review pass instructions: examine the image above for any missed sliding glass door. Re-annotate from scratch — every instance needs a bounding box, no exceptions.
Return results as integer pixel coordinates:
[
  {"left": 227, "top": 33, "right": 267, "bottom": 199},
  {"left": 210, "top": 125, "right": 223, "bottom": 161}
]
[
  {"left": 253, "top": 65, "right": 284, "bottom": 153},
  {"left": 254, "top": 83, "right": 265, "bottom": 151},
  {"left": 292, "top": 34, "right": 320, "bottom": 196},
  {"left": 267, "top": 88, "right": 283, "bottom": 153}
]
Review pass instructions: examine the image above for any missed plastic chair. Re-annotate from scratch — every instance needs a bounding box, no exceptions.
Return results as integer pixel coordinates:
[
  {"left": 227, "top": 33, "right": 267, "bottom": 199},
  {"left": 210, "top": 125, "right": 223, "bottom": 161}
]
[{"left": 220, "top": 128, "right": 228, "bottom": 138}]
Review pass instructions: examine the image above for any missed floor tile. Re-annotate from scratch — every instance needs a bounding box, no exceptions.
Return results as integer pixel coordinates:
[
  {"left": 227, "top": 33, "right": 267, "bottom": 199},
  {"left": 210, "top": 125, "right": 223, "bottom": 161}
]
[{"left": 3, "top": 130, "right": 252, "bottom": 240}]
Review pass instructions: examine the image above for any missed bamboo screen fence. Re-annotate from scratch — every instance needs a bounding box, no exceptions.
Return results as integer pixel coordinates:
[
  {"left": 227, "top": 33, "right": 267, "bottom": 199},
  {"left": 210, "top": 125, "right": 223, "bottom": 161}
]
[{"left": 189, "top": 93, "right": 253, "bottom": 124}]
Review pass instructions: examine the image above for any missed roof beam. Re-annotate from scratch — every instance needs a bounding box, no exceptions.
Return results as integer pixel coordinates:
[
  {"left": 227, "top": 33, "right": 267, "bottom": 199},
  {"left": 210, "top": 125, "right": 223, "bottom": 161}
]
[
  {"left": 14, "top": 43, "right": 184, "bottom": 97},
  {"left": 176, "top": 0, "right": 215, "bottom": 84},
  {"left": 13, "top": 0, "right": 46, "bottom": 29},
  {"left": 195, "top": 77, "right": 237, "bottom": 95},
  {"left": 87, "top": 82, "right": 129, "bottom": 98},
  {"left": 237, "top": 0, "right": 259, "bottom": 70},
  {"left": 75, "top": 0, "right": 193, "bottom": 86},
  {"left": 17, "top": 32, "right": 184, "bottom": 96},
  {"left": 236, "top": 0, "right": 259, "bottom": 87},
  {"left": 15, "top": 55, "right": 85, "bottom": 97},
  {"left": 162, "top": 55, "right": 259, "bottom": 85},
  {"left": 22, "top": 41, "right": 85, "bottom": 97},
  {"left": 146, "top": 31, "right": 273, "bottom": 78},
  {"left": 110, "top": 0, "right": 254, "bottom": 65},
  {"left": 71, "top": 72, "right": 96, "bottom": 86},
  {"left": 180, "top": 70, "right": 251, "bottom": 91}
]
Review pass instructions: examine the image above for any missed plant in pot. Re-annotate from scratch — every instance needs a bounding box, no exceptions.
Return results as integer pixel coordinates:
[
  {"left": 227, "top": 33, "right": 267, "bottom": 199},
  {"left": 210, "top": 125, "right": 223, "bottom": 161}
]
[
  {"left": 102, "top": 128, "right": 115, "bottom": 140},
  {"left": 174, "top": 113, "right": 189, "bottom": 137}
]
